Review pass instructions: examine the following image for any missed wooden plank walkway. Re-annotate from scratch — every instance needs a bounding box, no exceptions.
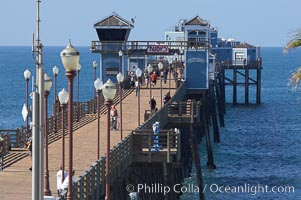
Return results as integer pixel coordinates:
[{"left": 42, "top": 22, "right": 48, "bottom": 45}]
[{"left": 0, "top": 81, "right": 176, "bottom": 200}]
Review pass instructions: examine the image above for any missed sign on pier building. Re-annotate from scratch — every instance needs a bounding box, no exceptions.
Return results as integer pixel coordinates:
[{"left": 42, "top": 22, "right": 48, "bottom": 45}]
[{"left": 185, "top": 50, "right": 208, "bottom": 90}]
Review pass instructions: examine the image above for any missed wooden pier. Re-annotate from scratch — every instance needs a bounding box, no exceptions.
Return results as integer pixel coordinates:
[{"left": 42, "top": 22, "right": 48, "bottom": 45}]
[
  {"left": 0, "top": 77, "right": 223, "bottom": 200},
  {"left": 216, "top": 51, "right": 262, "bottom": 105}
]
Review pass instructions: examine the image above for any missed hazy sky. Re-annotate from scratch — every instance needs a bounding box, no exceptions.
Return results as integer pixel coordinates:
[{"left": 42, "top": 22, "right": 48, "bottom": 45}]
[{"left": 1, "top": 0, "right": 300, "bottom": 47}]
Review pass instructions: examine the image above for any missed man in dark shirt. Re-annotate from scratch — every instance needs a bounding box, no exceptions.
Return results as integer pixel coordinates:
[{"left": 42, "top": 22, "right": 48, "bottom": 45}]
[{"left": 149, "top": 96, "right": 157, "bottom": 114}]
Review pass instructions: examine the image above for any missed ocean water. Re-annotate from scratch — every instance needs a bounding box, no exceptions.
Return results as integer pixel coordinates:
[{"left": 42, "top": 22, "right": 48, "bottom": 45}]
[
  {"left": 0, "top": 47, "right": 300, "bottom": 199},
  {"left": 181, "top": 47, "right": 301, "bottom": 200}
]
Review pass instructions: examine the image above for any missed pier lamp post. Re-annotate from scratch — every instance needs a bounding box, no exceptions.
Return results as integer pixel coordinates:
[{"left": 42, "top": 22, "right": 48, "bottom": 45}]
[
  {"left": 94, "top": 78, "right": 103, "bottom": 160},
  {"left": 116, "top": 72, "right": 124, "bottom": 140},
  {"left": 147, "top": 64, "right": 153, "bottom": 110},
  {"left": 102, "top": 79, "right": 117, "bottom": 200},
  {"left": 158, "top": 62, "right": 164, "bottom": 108},
  {"left": 93, "top": 61, "right": 98, "bottom": 97},
  {"left": 135, "top": 68, "right": 142, "bottom": 126},
  {"left": 52, "top": 65, "right": 59, "bottom": 133},
  {"left": 76, "top": 63, "right": 81, "bottom": 122},
  {"left": 44, "top": 73, "right": 52, "bottom": 196},
  {"left": 24, "top": 69, "right": 31, "bottom": 136},
  {"left": 60, "top": 42, "right": 80, "bottom": 200},
  {"left": 58, "top": 88, "right": 68, "bottom": 183}
]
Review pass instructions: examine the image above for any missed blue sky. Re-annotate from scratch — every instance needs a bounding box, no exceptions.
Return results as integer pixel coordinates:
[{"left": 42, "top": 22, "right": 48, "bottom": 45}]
[{"left": 0, "top": 0, "right": 300, "bottom": 47}]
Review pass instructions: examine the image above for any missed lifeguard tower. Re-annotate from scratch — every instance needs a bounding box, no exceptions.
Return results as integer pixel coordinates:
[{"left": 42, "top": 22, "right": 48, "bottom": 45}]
[{"left": 91, "top": 12, "right": 134, "bottom": 82}]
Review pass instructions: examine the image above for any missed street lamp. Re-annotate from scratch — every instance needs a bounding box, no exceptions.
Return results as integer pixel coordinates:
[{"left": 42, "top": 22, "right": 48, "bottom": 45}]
[
  {"left": 44, "top": 73, "right": 52, "bottom": 196},
  {"left": 94, "top": 78, "right": 103, "bottom": 160},
  {"left": 135, "top": 68, "right": 142, "bottom": 126},
  {"left": 102, "top": 79, "right": 117, "bottom": 200},
  {"left": 52, "top": 65, "right": 59, "bottom": 133},
  {"left": 93, "top": 60, "right": 98, "bottom": 97},
  {"left": 58, "top": 88, "right": 68, "bottom": 184},
  {"left": 60, "top": 42, "right": 80, "bottom": 200},
  {"left": 76, "top": 63, "right": 81, "bottom": 122},
  {"left": 24, "top": 69, "right": 31, "bottom": 137},
  {"left": 158, "top": 62, "right": 164, "bottom": 108},
  {"left": 147, "top": 64, "right": 153, "bottom": 110},
  {"left": 116, "top": 72, "right": 124, "bottom": 140}
]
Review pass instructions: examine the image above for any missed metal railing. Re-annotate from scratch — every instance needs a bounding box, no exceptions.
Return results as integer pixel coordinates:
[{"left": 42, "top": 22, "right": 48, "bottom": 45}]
[
  {"left": 0, "top": 129, "right": 27, "bottom": 148},
  {"left": 91, "top": 40, "right": 209, "bottom": 54},
  {"left": 218, "top": 59, "right": 260, "bottom": 68}
]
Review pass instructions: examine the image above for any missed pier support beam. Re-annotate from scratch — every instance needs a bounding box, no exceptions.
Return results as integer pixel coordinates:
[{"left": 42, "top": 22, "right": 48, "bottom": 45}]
[
  {"left": 256, "top": 58, "right": 262, "bottom": 104},
  {"left": 201, "top": 102, "right": 216, "bottom": 169},
  {"left": 221, "top": 67, "right": 226, "bottom": 114},
  {"left": 215, "top": 74, "right": 225, "bottom": 127},
  {"left": 190, "top": 125, "right": 205, "bottom": 200},
  {"left": 245, "top": 67, "right": 249, "bottom": 104},
  {"left": 209, "top": 81, "right": 220, "bottom": 143},
  {"left": 233, "top": 67, "right": 237, "bottom": 105}
]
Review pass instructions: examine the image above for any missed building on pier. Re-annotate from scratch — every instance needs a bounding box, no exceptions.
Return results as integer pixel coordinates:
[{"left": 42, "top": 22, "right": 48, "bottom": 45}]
[{"left": 92, "top": 12, "right": 134, "bottom": 82}]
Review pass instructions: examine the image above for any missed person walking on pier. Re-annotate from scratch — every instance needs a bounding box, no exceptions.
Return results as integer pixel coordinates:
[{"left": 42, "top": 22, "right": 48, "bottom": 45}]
[
  {"left": 130, "top": 71, "right": 135, "bottom": 88},
  {"left": 163, "top": 68, "right": 168, "bottom": 84},
  {"left": 110, "top": 105, "right": 118, "bottom": 130},
  {"left": 144, "top": 72, "right": 149, "bottom": 88},
  {"left": 25, "top": 137, "right": 32, "bottom": 171},
  {"left": 163, "top": 92, "right": 171, "bottom": 105},
  {"left": 151, "top": 72, "right": 157, "bottom": 87},
  {"left": 60, "top": 169, "right": 75, "bottom": 192},
  {"left": 135, "top": 80, "right": 140, "bottom": 96},
  {"left": 57, "top": 165, "right": 68, "bottom": 195},
  {"left": 149, "top": 96, "right": 157, "bottom": 114}
]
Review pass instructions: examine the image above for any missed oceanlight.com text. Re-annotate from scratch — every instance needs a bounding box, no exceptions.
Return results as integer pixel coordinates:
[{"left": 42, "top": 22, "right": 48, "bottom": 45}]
[
  {"left": 126, "top": 183, "right": 295, "bottom": 196},
  {"left": 207, "top": 183, "right": 295, "bottom": 195}
]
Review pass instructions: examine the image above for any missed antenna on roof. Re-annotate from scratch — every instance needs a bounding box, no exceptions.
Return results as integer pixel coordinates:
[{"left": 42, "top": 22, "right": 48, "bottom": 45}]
[
  {"left": 131, "top": 16, "right": 136, "bottom": 24},
  {"left": 31, "top": 33, "right": 35, "bottom": 60}
]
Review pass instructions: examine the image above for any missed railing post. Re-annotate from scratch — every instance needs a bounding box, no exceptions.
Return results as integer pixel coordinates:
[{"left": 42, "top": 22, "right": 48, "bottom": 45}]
[
  {"left": 148, "top": 133, "right": 152, "bottom": 162},
  {"left": 96, "top": 160, "right": 100, "bottom": 200},
  {"left": 167, "top": 131, "right": 170, "bottom": 163},
  {"left": 176, "top": 129, "right": 181, "bottom": 161},
  {"left": 77, "top": 175, "right": 82, "bottom": 200}
]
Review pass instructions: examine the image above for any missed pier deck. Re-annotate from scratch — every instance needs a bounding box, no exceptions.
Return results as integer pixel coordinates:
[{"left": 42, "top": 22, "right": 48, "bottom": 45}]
[{"left": 0, "top": 82, "right": 176, "bottom": 200}]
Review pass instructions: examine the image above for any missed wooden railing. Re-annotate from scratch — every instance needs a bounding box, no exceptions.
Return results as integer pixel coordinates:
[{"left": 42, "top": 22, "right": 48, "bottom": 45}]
[
  {"left": 0, "top": 134, "right": 9, "bottom": 171},
  {"left": 0, "top": 129, "right": 27, "bottom": 148},
  {"left": 218, "top": 59, "right": 260, "bottom": 69},
  {"left": 132, "top": 129, "right": 180, "bottom": 163},
  {"left": 91, "top": 40, "right": 209, "bottom": 54},
  {"left": 167, "top": 101, "right": 192, "bottom": 116}
]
